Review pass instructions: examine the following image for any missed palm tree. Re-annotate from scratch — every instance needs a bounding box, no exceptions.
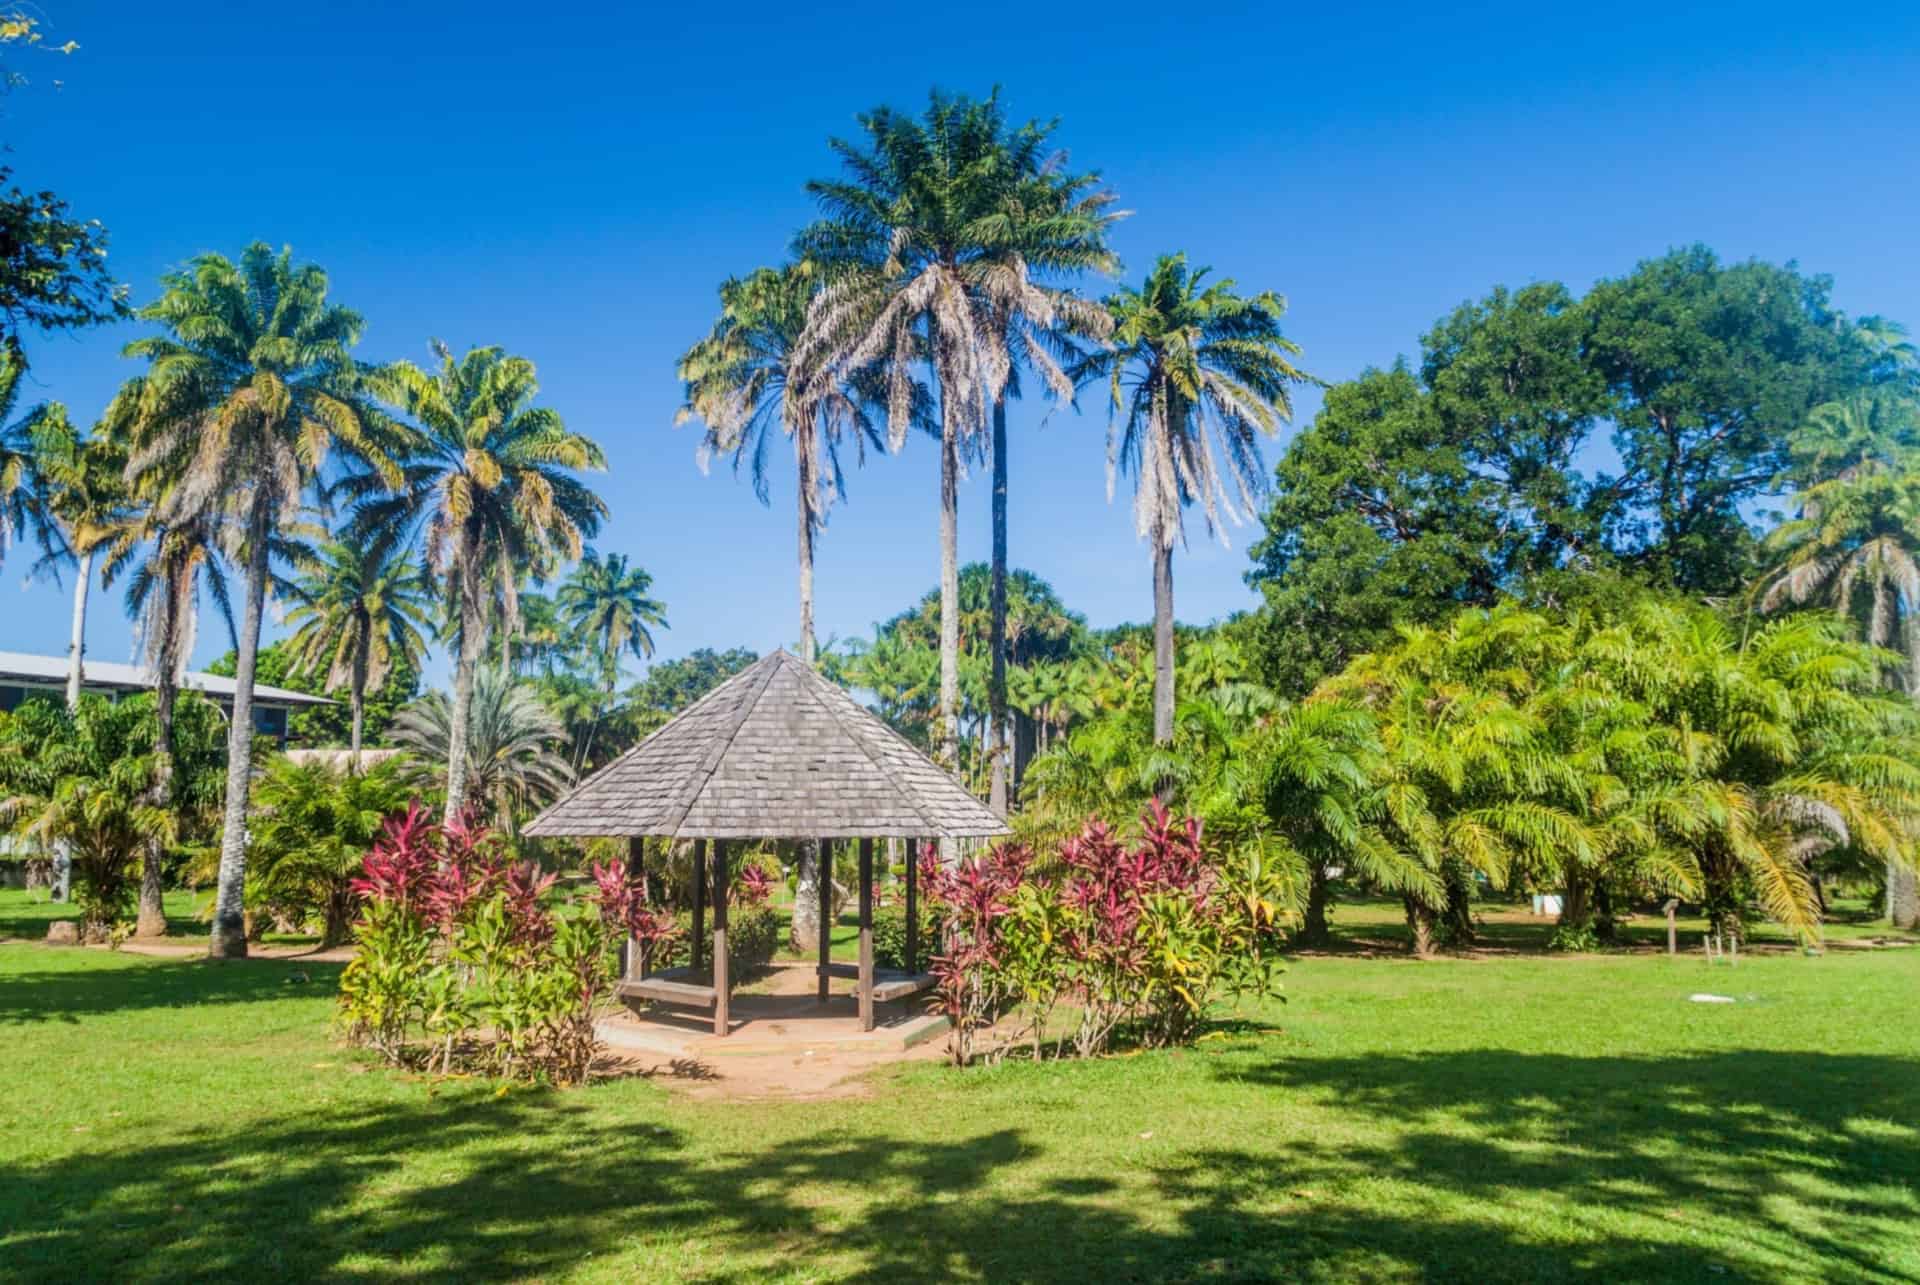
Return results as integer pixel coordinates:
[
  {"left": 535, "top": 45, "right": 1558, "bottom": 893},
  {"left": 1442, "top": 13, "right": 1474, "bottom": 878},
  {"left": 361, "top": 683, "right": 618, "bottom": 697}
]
[
  {"left": 98, "top": 507, "right": 234, "bottom": 937},
  {"left": 350, "top": 341, "right": 605, "bottom": 820},
  {"left": 677, "top": 260, "right": 887, "bottom": 665},
  {"left": 979, "top": 148, "right": 1117, "bottom": 813},
  {"left": 111, "top": 243, "right": 397, "bottom": 959},
  {"left": 1073, "top": 254, "right": 1313, "bottom": 746},
  {"left": 249, "top": 755, "right": 421, "bottom": 946},
  {"left": 798, "top": 90, "right": 1065, "bottom": 770},
  {"left": 0, "top": 353, "right": 67, "bottom": 575},
  {"left": 34, "top": 419, "right": 130, "bottom": 708},
  {"left": 284, "top": 538, "right": 433, "bottom": 765},
  {"left": 1764, "top": 389, "right": 1920, "bottom": 928},
  {"left": 391, "top": 669, "right": 575, "bottom": 830},
  {"left": 555, "top": 548, "right": 666, "bottom": 769}
]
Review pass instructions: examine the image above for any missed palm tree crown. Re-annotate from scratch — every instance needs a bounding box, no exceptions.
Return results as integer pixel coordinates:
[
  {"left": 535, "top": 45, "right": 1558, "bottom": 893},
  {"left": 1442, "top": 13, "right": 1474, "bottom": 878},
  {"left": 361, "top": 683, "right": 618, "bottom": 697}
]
[
  {"left": 556, "top": 547, "right": 668, "bottom": 692},
  {"left": 349, "top": 340, "right": 604, "bottom": 818},
  {"left": 285, "top": 538, "right": 433, "bottom": 757},
  {"left": 677, "top": 260, "right": 884, "bottom": 663}
]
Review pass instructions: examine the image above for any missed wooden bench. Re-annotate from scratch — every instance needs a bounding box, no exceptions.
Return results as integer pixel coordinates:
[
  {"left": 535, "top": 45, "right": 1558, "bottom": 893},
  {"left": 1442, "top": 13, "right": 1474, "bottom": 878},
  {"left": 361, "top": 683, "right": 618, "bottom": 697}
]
[
  {"left": 871, "top": 972, "right": 936, "bottom": 1003},
  {"left": 617, "top": 966, "right": 718, "bottom": 1010}
]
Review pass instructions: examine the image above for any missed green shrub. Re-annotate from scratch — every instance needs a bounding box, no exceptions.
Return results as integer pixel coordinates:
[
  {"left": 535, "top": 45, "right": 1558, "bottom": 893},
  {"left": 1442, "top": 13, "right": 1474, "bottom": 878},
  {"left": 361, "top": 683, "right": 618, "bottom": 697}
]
[
  {"left": 871, "top": 903, "right": 927, "bottom": 971},
  {"left": 663, "top": 903, "right": 778, "bottom": 971}
]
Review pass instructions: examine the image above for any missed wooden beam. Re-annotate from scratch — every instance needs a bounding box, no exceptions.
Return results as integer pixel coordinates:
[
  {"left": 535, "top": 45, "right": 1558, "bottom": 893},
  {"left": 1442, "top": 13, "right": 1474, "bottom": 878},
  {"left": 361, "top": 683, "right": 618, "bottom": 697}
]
[
  {"left": 711, "top": 839, "right": 730, "bottom": 1037},
  {"left": 627, "top": 835, "right": 646, "bottom": 981},
  {"left": 858, "top": 836, "right": 875, "bottom": 1032},
  {"left": 690, "top": 838, "right": 706, "bottom": 972},
  {"left": 817, "top": 838, "right": 833, "bottom": 1003},
  {"left": 904, "top": 838, "right": 918, "bottom": 974}
]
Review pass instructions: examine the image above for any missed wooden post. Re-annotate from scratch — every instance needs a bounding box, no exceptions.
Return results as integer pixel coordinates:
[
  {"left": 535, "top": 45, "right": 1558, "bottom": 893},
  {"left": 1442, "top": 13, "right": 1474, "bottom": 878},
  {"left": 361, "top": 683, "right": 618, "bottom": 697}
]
[
  {"left": 904, "top": 837, "right": 918, "bottom": 974},
  {"left": 817, "top": 837, "right": 833, "bottom": 1003},
  {"left": 690, "top": 838, "right": 706, "bottom": 972},
  {"left": 1664, "top": 898, "right": 1678, "bottom": 957},
  {"left": 627, "top": 835, "right": 647, "bottom": 980},
  {"left": 712, "top": 839, "right": 729, "bottom": 1036},
  {"left": 858, "top": 836, "right": 875, "bottom": 1032}
]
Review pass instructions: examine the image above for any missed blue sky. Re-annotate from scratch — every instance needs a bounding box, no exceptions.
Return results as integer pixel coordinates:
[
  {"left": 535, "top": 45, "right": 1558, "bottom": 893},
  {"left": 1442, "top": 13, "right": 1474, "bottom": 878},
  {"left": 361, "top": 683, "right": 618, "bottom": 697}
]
[{"left": 5, "top": 1, "right": 1918, "bottom": 686}]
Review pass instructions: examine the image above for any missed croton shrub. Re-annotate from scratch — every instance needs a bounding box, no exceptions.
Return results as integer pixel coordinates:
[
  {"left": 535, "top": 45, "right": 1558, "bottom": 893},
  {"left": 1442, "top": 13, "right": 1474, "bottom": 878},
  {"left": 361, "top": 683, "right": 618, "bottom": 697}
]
[
  {"left": 922, "top": 802, "right": 1289, "bottom": 1065},
  {"left": 335, "top": 805, "right": 677, "bottom": 1084}
]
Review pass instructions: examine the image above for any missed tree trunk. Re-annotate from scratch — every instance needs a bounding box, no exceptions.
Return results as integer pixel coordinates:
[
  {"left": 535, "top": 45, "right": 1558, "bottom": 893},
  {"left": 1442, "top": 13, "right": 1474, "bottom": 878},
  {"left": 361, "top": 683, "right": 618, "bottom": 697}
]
[
  {"left": 209, "top": 507, "right": 271, "bottom": 960},
  {"left": 1593, "top": 876, "right": 1618, "bottom": 944},
  {"left": 797, "top": 443, "right": 816, "bottom": 664},
  {"left": 938, "top": 399, "right": 961, "bottom": 771},
  {"left": 349, "top": 645, "right": 367, "bottom": 772},
  {"left": 136, "top": 669, "right": 177, "bottom": 939},
  {"left": 1559, "top": 873, "right": 1591, "bottom": 931},
  {"left": 1301, "top": 861, "right": 1332, "bottom": 946},
  {"left": 1151, "top": 523, "right": 1175, "bottom": 749},
  {"left": 1701, "top": 856, "right": 1746, "bottom": 943},
  {"left": 1404, "top": 896, "right": 1437, "bottom": 958},
  {"left": 791, "top": 839, "right": 825, "bottom": 953},
  {"left": 66, "top": 547, "right": 92, "bottom": 709},
  {"left": 445, "top": 551, "right": 481, "bottom": 820},
  {"left": 1890, "top": 860, "right": 1920, "bottom": 931},
  {"left": 989, "top": 393, "right": 1010, "bottom": 815}
]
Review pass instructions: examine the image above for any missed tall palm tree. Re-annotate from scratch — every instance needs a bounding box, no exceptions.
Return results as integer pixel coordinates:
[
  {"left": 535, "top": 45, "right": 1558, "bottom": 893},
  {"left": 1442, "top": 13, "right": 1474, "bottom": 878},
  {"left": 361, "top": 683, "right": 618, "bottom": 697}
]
[
  {"left": 33, "top": 419, "right": 130, "bottom": 708},
  {"left": 677, "top": 260, "right": 885, "bottom": 665},
  {"left": 350, "top": 341, "right": 605, "bottom": 820},
  {"left": 0, "top": 353, "right": 67, "bottom": 575},
  {"left": 556, "top": 548, "right": 667, "bottom": 696},
  {"left": 1761, "top": 392, "right": 1920, "bottom": 928},
  {"left": 99, "top": 507, "right": 234, "bottom": 937},
  {"left": 112, "top": 244, "right": 397, "bottom": 959},
  {"left": 284, "top": 538, "right": 433, "bottom": 765},
  {"left": 1073, "top": 253, "right": 1313, "bottom": 746},
  {"left": 981, "top": 149, "right": 1117, "bottom": 814},
  {"left": 799, "top": 90, "right": 1073, "bottom": 771}
]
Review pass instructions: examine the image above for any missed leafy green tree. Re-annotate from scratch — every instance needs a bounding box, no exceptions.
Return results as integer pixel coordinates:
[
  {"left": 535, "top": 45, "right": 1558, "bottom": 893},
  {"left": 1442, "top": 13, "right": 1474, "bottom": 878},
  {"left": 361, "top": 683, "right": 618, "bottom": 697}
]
[
  {"left": 351, "top": 341, "right": 605, "bottom": 818},
  {"left": 206, "top": 639, "right": 420, "bottom": 750},
  {"left": 627, "top": 647, "right": 758, "bottom": 724},
  {"left": 556, "top": 548, "right": 668, "bottom": 697},
  {"left": 1248, "top": 364, "right": 1504, "bottom": 695},
  {"left": 249, "top": 754, "right": 422, "bottom": 946},
  {"left": 111, "top": 243, "right": 398, "bottom": 959},
  {"left": 1073, "top": 253, "right": 1312, "bottom": 746},
  {"left": 1582, "top": 246, "right": 1875, "bottom": 592},
  {"left": 284, "top": 539, "right": 433, "bottom": 763},
  {"left": 391, "top": 670, "right": 573, "bottom": 831},
  {"left": 0, "top": 692, "right": 225, "bottom": 940},
  {"left": 677, "top": 260, "right": 885, "bottom": 665},
  {"left": 0, "top": 168, "right": 126, "bottom": 364}
]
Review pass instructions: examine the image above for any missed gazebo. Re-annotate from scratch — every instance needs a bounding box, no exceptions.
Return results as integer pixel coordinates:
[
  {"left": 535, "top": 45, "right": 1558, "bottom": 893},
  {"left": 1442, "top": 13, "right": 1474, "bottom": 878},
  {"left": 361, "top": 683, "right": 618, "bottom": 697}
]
[{"left": 523, "top": 649, "right": 1010, "bottom": 1035}]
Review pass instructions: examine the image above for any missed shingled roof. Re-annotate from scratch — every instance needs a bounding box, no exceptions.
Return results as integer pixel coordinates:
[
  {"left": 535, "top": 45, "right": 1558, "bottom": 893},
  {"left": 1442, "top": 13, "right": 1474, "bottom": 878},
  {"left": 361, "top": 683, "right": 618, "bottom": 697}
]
[{"left": 523, "top": 649, "right": 1010, "bottom": 841}]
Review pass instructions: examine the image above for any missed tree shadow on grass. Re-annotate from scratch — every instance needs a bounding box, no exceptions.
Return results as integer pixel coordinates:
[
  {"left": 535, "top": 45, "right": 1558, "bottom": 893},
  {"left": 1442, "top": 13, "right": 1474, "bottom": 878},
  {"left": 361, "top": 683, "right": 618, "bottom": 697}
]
[
  {"left": 0, "top": 957, "right": 344, "bottom": 1025},
  {"left": 1211, "top": 1047, "right": 1920, "bottom": 1283},
  {"left": 3, "top": 1050, "right": 1915, "bottom": 1281}
]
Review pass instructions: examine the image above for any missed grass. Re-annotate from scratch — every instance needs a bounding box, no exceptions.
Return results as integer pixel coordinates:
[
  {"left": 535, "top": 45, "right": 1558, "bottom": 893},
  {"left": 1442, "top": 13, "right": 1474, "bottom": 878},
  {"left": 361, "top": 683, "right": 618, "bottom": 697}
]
[{"left": 1, "top": 889, "right": 1916, "bottom": 1282}]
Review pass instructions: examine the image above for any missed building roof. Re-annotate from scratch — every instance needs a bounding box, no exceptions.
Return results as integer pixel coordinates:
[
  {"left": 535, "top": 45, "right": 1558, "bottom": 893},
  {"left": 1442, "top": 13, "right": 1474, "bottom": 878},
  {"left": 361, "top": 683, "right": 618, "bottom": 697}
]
[
  {"left": 524, "top": 649, "right": 1010, "bottom": 841},
  {"left": 0, "top": 650, "right": 333, "bottom": 708}
]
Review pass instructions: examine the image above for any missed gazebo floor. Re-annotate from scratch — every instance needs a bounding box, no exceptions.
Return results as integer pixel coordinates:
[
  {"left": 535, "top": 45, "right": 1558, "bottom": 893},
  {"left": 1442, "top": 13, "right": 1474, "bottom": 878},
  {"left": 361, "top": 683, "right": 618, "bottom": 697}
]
[{"left": 595, "top": 963, "right": 950, "bottom": 1094}]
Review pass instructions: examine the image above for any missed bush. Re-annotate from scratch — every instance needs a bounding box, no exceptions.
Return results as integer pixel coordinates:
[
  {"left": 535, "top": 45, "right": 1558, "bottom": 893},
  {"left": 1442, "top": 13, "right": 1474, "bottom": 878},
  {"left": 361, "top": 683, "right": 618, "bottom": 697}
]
[
  {"left": 335, "top": 805, "right": 665, "bottom": 1085},
  {"left": 871, "top": 902, "right": 927, "bottom": 971},
  {"left": 922, "top": 803, "right": 1289, "bottom": 1065},
  {"left": 660, "top": 902, "right": 779, "bottom": 972}
]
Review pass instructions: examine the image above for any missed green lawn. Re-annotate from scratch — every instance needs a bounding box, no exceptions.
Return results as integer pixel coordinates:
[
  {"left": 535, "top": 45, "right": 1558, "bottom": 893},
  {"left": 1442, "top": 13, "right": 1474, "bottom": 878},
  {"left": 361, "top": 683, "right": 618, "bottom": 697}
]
[{"left": 2, "top": 903, "right": 1916, "bottom": 1283}]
